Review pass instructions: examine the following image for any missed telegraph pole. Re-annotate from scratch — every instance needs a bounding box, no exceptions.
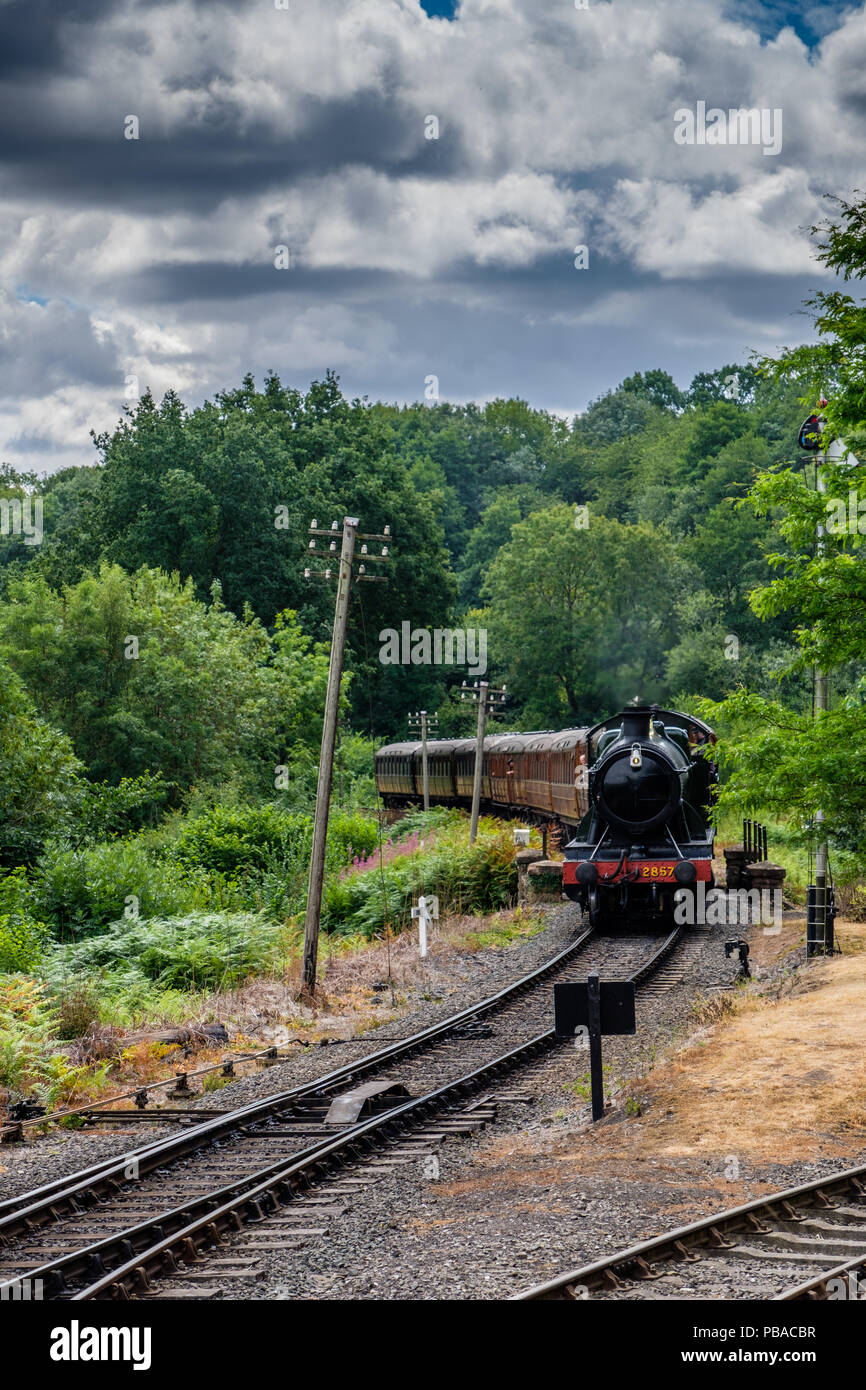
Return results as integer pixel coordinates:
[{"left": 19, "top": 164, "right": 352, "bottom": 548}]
[
  {"left": 814, "top": 441, "right": 829, "bottom": 954},
  {"left": 408, "top": 709, "right": 439, "bottom": 810},
  {"left": 798, "top": 402, "right": 834, "bottom": 955},
  {"left": 460, "top": 680, "right": 506, "bottom": 843},
  {"left": 302, "top": 517, "right": 391, "bottom": 997}
]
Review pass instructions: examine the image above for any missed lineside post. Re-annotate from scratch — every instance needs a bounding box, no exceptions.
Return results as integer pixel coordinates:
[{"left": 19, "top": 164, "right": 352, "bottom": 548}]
[
  {"left": 814, "top": 445, "right": 831, "bottom": 954},
  {"left": 587, "top": 971, "right": 604, "bottom": 1122},
  {"left": 470, "top": 681, "right": 489, "bottom": 844}
]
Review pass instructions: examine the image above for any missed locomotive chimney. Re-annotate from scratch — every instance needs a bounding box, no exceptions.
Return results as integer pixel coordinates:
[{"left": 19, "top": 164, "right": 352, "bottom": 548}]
[{"left": 619, "top": 707, "right": 652, "bottom": 741}]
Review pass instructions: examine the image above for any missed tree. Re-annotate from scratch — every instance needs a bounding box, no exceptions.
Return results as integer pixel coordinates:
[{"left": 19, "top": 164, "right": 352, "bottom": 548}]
[
  {"left": 482, "top": 505, "right": 682, "bottom": 725},
  {"left": 686, "top": 363, "right": 760, "bottom": 408},
  {"left": 704, "top": 190, "right": 866, "bottom": 843},
  {"left": 0, "top": 658, "right": 83, "bottom": 866},
  {"left": 621, "top": 368, "right": 684, "bottom": 412},
  {"left": 0, "top": 564, "right": 333, "bottom": 794}
]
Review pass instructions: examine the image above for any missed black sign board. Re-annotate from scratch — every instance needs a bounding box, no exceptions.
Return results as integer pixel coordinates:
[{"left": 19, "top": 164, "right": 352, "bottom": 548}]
[
  {"left": 555, "top": 974, "right": 637, "bottom": 1122},
  {"left": 554, "top": 980, "right": 636, "bottom": 1038}
]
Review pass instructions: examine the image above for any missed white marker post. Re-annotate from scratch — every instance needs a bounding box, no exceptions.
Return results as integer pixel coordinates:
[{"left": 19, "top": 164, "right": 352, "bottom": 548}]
[{"left": 411, "top": 894, "right": 439, "bottom": 958}]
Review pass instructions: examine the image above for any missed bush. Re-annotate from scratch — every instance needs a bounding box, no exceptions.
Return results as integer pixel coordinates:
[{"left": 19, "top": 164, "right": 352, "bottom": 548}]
[
  {"left": 32, "top": 841, "right": 198, "bottom": 937},
  {"left": 54, "top": 980, "right": 103, "bottom": 1040},
  {"left": 323, "top": 820, "right": 517, "bottom": 938},
  {"left": 172, "top": 805, "right": 312, "bottom": 875},
  {"left": 72, "top": 773, "right": 174, "bottom": 844},
  {"left": 327, "top": 811, "right": 379, "bottom": 863},
  {"left": 50, "top": 912, "right": 284, "bottom": 992},
  {"left": 0, "top": 976, "right": 98, "bottom": 1107},
  {"left": 0, "top": 911, "right": 49, "bottom": 973}
]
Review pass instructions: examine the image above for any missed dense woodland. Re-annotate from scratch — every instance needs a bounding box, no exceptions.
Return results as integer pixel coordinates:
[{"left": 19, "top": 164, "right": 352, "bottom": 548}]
[
  {"left": 0, "top": 362, "right": 812, "bottom": 767},
  {"left": 1, "top": 193, "right": 866, "bottom": 1077}
]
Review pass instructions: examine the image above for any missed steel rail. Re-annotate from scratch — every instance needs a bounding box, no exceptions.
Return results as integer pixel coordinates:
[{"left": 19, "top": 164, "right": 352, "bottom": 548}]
[
  {"left": 513, "top": 1161, "right": 866, "bottom": 1300},
  {"left": 776, "top": 1252, "right": 866, "bottom": 1301},
  {"left": 0, "top": 923, "right": 593, "bottom": 1234},
  {"left": 0, "top": 1044, "right": 302, "bottom": 1141},
  {"left": 3, "top": 926, "right": 682, "bottom": 1301},
  {"left": 74, "top": 1032, "right": 556, "bottom": 1300}
]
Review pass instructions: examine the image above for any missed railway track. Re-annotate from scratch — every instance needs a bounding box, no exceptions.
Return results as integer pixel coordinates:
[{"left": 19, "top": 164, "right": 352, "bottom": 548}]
[
  {"left": 514, "top": 1163, "right": 866, "bottom": 1301},
  {"left": 0, "top": 922, "right": 681, "bottom": 1301}
]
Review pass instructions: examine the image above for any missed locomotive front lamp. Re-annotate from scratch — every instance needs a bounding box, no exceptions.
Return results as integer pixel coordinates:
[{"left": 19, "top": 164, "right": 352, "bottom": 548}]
[{"left": 630, "top": 743, "right": 643, "bottom": 769}]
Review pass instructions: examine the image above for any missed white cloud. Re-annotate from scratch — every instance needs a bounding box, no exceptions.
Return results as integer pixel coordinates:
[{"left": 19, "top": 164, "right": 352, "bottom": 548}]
[{"left": 1, "top": 0, "right": 864, "bottom": 470}]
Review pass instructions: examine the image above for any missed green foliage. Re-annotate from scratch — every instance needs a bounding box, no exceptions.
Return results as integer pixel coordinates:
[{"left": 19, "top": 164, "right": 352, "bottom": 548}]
[
  {"left": 323, "top": 820, "right": 517, "bottom": 938},
  {"left": 698, "top": 689, "right": 866, "bottom": 853},
  {"left": 482, "top": 505, "right": 683, "bottom": 723},
  {"left": 172, "top": 804, "right": 312, "bottom": 875},
  {"left": 0, "top": 911, "right": 49, "bottom": 973},
  {"left": 0, "top": 976, "right": 97, "bottom": 1106},
  {"left": 0, "top": 564, "right": 333, "bottom": 794},
  {"left": 73, "top": 773, "right": 173, "bottom": 843},
  {"left": 327, "top": 810, "right": 380, "bottom": 863},
  {"left": 51, "top": 913, "right": 284, "bottom": 993},
  {"left": 32, "top": 841, "right": 199, "bottom": 938},
  {"left": 0, "top": 657, "right": 84, "bottom": 867}
]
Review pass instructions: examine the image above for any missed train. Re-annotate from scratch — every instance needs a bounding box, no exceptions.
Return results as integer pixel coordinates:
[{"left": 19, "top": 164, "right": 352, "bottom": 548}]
[{"left": 374, "top": 705, "right": 718, "bottom": 929}]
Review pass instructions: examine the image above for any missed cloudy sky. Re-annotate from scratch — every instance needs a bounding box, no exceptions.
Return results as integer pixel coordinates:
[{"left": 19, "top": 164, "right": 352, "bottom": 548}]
[{"left": 0, "top": 0, "right": 864, "bottom": 472}]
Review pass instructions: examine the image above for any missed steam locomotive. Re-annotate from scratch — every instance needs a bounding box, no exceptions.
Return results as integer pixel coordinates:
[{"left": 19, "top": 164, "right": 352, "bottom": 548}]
[{"left": 374, "top": 705, "right": 717, "bottom": 929}]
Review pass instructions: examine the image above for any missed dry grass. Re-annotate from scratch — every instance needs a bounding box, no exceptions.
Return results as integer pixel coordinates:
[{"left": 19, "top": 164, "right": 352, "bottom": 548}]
[
  {"left": 589, "top": 919, "right": 866, "bottom": 1165},
  {"left": 179, "top": 907, "right": 546, "bottom": 1047}
]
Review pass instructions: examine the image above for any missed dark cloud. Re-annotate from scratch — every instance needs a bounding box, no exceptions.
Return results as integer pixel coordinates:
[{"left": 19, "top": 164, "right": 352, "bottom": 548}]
[
  {"left": 0, "top": 0, "right": 861, "bottom": 473},
  {"left": 0, "top": 0, "right": 120, "bottom": 77},
  {"left": 0, "top": 93, "right": 468, "bottom": 211}
]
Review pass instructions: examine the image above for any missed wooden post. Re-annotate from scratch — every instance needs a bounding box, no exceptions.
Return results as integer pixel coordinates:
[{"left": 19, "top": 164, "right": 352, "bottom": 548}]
[
  {"left": 301, "top": 518, "right": 358, "bottom": 998},
  {"left": 469, "top": 681, "right": 489, "bottom": 845},
  {"left": 587, "top": 971, "right": 604, "bottom": 1122},
  {"left": 421, "top": 709, "right": 430, "bottom": 811}
]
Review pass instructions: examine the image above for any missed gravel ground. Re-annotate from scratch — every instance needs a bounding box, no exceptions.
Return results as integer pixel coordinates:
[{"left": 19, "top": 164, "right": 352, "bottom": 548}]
[
  {"left": 0, "top": 902, "right": 580, "bottom": 1202},
  {"left": 8, "top": 903, "right": 859, "bottom": 1303},
  {"left": 185, "top": 914, "right": 861, "bottom": 1302}
]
